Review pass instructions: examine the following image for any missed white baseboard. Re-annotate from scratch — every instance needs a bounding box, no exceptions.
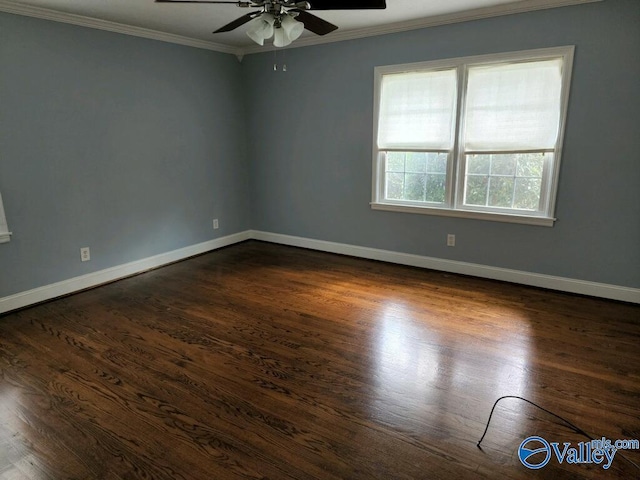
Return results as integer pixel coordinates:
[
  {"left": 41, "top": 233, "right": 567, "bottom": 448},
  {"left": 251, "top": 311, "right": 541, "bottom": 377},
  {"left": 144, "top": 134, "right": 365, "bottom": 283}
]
[
  {"left": 0, "top": 230, "right": 252, "bottom": 315},
  {"left": 2, "top": 229, "right": 638, "bottom": 315},
  {"left": 250, "top": 230, "right": 640, "bottom": 304}
]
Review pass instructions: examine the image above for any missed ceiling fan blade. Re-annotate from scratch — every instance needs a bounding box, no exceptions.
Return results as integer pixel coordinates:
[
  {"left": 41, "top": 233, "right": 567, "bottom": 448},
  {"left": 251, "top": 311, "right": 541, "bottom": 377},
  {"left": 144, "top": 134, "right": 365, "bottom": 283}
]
[
  {"left": 156, "top": 0, "right": 246, "bottom": 4},
  {"left": 291, "top": 10, "right": 338, "bottom": 35},
  {"left": 306, "top": 0, "right": 385, "bottom": 9},
  {"left": 213, "top": 11, "right": 259, "bottom": 33},
  {"left": 155, "top": 0, "right": 253, "bottom": 7}
]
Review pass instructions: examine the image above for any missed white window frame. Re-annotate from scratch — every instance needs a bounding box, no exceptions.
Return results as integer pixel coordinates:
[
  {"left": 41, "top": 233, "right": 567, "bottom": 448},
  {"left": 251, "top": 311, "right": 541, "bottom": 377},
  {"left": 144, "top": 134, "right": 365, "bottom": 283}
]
[
  {"left": 371, "top": 46, "right": 575, "bottom": 227},
  {"left": 0, "top": 191, "right": 11, "bottom": 244}
]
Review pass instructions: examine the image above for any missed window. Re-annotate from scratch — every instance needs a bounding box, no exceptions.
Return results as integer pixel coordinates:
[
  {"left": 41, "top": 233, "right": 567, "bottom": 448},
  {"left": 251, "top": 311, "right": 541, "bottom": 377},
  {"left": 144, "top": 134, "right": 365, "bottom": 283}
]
[
  {"left": 0, "top": 191, "right": 11, "bottom": 243},
  {"left": 372, "top": 47, "right": 574, "bottom": 226}
]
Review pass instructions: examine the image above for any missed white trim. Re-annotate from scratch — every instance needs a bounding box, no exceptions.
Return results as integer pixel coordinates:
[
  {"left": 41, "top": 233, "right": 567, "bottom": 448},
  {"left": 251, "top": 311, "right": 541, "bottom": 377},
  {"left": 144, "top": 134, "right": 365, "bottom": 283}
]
[
  {"left": 372, "top": 46, "right": 573, "bottom": 225},
  {"left": 241, "top": 0, "right": 601, "bottom": 54},
  {"left": 0, "top": 0, "right": 242, "bottom": 56},
  {"left": 2, "top": 228, "right": 637, "bottom": 315},
  {"left": 0, "top": 230, "right": 252, "bottom": 315},
  {"left": 370, "top": 202, "right": 556, "bottom": 226},
  {"left": 0, "top": 0, "right": 600, "bottom": 56},
  {"left": 0, "top": 191, "right": 10, "bottom": 244},
  {"left": 250, "top": 231, "right": 640, "bottom": 304}
]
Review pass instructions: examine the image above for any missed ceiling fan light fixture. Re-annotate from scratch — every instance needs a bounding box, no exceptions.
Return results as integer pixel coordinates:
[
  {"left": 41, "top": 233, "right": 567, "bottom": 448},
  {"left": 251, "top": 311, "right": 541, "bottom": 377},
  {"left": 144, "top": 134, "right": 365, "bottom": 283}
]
[
  {"left": 246, "top": 13, "right": 275, "bottom": 46},
  {"left": 273, "top": 13, "right": 304, "bottom": 47}
]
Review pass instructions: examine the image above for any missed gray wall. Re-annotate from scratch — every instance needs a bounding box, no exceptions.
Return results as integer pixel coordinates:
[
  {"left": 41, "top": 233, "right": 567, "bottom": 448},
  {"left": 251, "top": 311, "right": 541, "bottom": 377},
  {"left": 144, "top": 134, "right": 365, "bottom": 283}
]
[
  {"left": 0, "top": 13, "right": 249, "bottom": 297},
  {"left": 245, "top": 0, "right": 640, "bottom": 288},
  {"left": 1, "top": 0, "right": 638, "bottom": 301}
]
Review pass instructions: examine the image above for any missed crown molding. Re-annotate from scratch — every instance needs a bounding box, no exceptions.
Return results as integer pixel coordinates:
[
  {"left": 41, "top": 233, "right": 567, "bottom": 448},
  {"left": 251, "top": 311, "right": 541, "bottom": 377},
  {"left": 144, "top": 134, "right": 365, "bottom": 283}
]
[
  {"left": 0, "top": 0, "right": 601, "bottom": 57},
  {"left": 0, "top": 0, "right": 242, "bottom": 56},
  {"left": 241, "top": 0, "right": 602, "bottom": 55}
]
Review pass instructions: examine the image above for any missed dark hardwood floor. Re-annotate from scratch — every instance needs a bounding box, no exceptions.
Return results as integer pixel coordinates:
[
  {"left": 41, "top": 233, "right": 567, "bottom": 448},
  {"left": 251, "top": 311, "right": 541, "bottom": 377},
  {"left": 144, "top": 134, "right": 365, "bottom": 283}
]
[{"left": 1, "top": 240, "right": 638, "bottom": 479}]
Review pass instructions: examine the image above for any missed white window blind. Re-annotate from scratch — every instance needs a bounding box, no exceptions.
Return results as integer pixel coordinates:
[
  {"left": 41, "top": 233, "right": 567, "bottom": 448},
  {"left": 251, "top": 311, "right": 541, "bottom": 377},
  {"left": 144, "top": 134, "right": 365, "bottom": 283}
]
[
  {"left": 0, "top": 191, "right": 11, "bottom": 244},
  {"left": 464, "top": 59, "right": 563, "bottom": 151},
  {"left": 377, "top": 69, "right": 457, "bottom": 150}
]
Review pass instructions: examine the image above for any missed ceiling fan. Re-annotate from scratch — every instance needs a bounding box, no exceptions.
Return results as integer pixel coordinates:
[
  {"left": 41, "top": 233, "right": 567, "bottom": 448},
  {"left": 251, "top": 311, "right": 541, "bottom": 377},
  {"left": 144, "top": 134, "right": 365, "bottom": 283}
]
[{"left": 156, "top": 0, "right": 387, "bottom": 47}]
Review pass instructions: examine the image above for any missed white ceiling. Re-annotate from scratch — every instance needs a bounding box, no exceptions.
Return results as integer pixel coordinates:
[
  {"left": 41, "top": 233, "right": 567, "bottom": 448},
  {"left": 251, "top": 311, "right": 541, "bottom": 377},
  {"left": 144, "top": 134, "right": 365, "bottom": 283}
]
[{"left": 0, "top": 0, "right": 595, "bottom": 54}]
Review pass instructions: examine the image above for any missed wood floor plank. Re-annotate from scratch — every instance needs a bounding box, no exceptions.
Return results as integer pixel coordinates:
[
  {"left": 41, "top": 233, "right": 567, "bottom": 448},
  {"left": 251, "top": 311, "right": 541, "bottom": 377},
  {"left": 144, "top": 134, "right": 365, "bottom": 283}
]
[{"left": 1, "top": 240, "right": 639, "bottom": 479}]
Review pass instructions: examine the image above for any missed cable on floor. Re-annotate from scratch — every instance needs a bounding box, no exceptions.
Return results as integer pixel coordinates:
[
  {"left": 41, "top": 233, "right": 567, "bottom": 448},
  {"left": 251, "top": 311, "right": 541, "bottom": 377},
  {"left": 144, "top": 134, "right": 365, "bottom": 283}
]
[{"left": 477, "top": 395, "right": 640, "bottom": 472}]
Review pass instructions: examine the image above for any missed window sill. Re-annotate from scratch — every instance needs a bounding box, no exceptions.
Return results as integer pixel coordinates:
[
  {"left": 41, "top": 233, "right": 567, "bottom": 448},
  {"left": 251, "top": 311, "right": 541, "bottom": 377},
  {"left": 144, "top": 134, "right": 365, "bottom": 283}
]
[{"left": 370, "top": 202, "right": 555, "bottom": 227}]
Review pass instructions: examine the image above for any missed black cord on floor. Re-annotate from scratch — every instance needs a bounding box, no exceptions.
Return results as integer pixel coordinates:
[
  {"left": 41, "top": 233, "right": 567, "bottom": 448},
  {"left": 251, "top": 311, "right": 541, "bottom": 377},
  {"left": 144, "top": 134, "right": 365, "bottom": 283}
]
[{"left": 477, "top": 395, "right": 640, "bottom": 471}]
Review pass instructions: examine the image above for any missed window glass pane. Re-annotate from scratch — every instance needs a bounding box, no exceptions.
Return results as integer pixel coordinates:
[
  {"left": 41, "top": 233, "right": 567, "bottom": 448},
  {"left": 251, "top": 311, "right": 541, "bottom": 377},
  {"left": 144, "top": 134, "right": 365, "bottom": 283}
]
[
  {"left": 514, "top": 178, "right": 542, "bottom": 210},
  {"left": 384, "top": 151, "right": 447, "bottom": 204},
  {"left": 405, "top": 152, "right": 427, "bottom": 173},
  {"left": 464, "top": 58, "right": 563, "bottom": 151},
  {"left": 516, "top": 154, "right": 545, "bottom": 177},
  {"left": 386, "top": 172, "right": 404, "bottom": 199},
  {"left": 387, "top": 152, "right": 405, "bottom": 172},
  {"left": 378, "top": 69, "right": 457, "bottom": 150},
  {"left": 426, "top": 153, "right": 447, "bottom": 173},
  {"left": 464, "top": 153, "right": 549, "bottom": 211},
  {"left": 425, "top": 174, "right": 446, "bottom": 203},
  {"left": 405, "top": 174, "right": 426, "bottom": 201},
  {"left": 491, "top": 155, "right": 516, "bottom": 175},
  {"left": 465, "top": 176, "right": 488, "bottom": 206},
  {"left": 467, "top": 155, "right": 490, "bottom": 174},
  {"left": 488, "top": 177, "right": 515, "bottom": 208}
]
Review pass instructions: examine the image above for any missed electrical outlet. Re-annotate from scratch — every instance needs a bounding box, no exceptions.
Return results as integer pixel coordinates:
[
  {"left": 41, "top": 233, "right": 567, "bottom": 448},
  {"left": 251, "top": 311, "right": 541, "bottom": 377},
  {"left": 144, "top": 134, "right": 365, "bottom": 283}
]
[
  {"left": 447, "top": 234, "right": 455, "bottom": 247},
  {"left": 213, "top": 219, "right": 219, "bottom": 230},
  {"left": 80, "top": 247, "right": 91, "bottom": 262}
]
